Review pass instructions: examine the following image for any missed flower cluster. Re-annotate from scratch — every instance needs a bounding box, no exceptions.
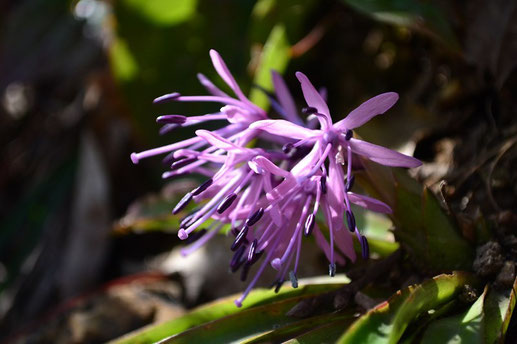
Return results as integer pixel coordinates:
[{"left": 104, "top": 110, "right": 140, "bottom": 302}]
[{"left": 131, "top": 50, "right": 421, "bottom": 307}]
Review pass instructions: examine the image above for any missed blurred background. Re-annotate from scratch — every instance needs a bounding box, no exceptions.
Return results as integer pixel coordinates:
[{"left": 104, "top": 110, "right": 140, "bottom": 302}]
[{"left": 0, "top": 0, "right": 515, "bottom": 342}]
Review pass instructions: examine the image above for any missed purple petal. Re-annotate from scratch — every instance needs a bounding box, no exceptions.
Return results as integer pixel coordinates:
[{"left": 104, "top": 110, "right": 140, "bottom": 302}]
[
  {"left": 250, "top": 120, "right": 317, "bottom": 140},
  {"left": 334, "top": 92, "right": 399, "bottom": 131},
  {"left": 195, "top": 129, "right": 239, "bottom": 151},
  {"left": 347, "top": 192, "right": 392, "bottom": 214},
  {"left": 209, "top": 49, "right": 247, "bottom": 101},
  {"left": 348, "top": 138, "right": 422, "bottom": 168},
  {"left": 251, "top": 156, "right": 291, "bottom": 178},
  {"left": 272, "top": 71, "right": 303, "bottom": 125},
  {"left": 295, "top": 72, "right": 331, "bottom": 127},
  {"left": 197, "top": 73, "right": 229, "bottom": 97}
]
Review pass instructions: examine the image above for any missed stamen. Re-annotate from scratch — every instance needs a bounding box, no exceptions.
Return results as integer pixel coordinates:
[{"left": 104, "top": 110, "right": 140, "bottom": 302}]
[
  {"left": 274, "top": 280, "right": 284, "bottom": 293},
  {"left": 282, "top": 143, "right": 294, "bottom": 154},
  {"left": 156, "top": 115, "right": 187, "bottom": 124},
  {"left": 345, "top": 129, "right": 353, "bottom": 141},
  {"left": 171, "top": 157, "right": 197, "bottom": 170},
  {"left": 289, "top": 271, "right": 298, "bottom": 288},
  {"left": 360, "top": 235, "right": 370, "bottom": 259},
  {"left": 153, "top": 92, "right": 181, "bottom": 104},
  {"left": 217, "top": 193, "right": 237, "bottom": 214},
  {"left": 302, "top": 106, "right": 318, "bottom": 114},
  {"left": 240, "top": 263, "right": 250, "bottom": 281},
  {"left": 231, "top": 225, "right": 249, "bottom": 251},
  {"left": 192, "top": 178, "right": 213, "bottom": 196},
  {"left": 320, "top": 176, "right": 327, "bottom": 194},
  {"left": 159, "top": 124, "right": 180, "bottom": 135},
  {"left": 304, "top": 213, "right": 315, "bottom": 236},
  {"left": 230, "top": 245, "right": 246, "bottom": 272},
  {"left": 172, "top": 193, "right": 193, "bottom": 214},
  {"left": 185, "top": 228, "right": 207, "bottom": 244},
  {"left": 246, "top": 208, "right": 264, "bottom": 226},
  {"left": 329, "top": 263, "right": 336, "bottom": 277},
  {"left": 346, "top": 210, "right": 356, "bottom": 232},
  {"left": 346, "top": 174, "right": 355, "bottom": 192},
  {"left": 247, "top": 239, "right": 258, "bottom": 263}
]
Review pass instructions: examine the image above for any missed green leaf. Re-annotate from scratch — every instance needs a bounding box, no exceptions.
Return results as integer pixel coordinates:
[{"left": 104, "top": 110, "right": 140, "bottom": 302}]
[
  {"left": 337, "top": 272, "right": 477, "bottom": 344},
  {"left": 123, "top": 0, "right": 198, "bottom": 26},
  {"left": 483, "top": 277, "right": 517, "bottom": 343},
  {"left": 420, "top": 278, "right": 517, "bottom": 344},
  {"left": 358, "top": 161, "right": 474, "bottom": 272},
  {"left": 284, "top": 316, "right": 357, "bottom": 344},
  {"left": 242, "top": 312, "right": 355, "bottom": 344},
  {"left": 421, "top": 286, "right": 487, "bottom": 344},
  {"left": 249, "top": 24, "right": 291, "bottom": 110},
  {"left": 340, "top": 0, "right": 459, "bottom": 51},
  {"left": 110, "top": 283, "right": 345, "bottom": 344}
]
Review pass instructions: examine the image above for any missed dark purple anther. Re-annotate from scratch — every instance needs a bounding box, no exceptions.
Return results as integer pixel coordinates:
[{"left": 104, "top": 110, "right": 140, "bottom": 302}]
[
  {"left": 156, "top": 115, "right": 187, "bottom": 124},
  {"left": 247, "top": 239, "right": 258, "bottom": 263},
  {"left": 345, "top": 129, "right": 353, "bottom": 141},
  {"left": 230, "top": 245, "right": 246, "bottom": 272},
  {"left": 289, "top": 271, "right": 298, "bottom": 288},
  {"left": 246, "top": 208, "right": 264, "bottom": 226},
  {"left": 302, "top": 106, "right": 318, "bottom": 114},
  {"left": 192, "top": 178, "right": 213, "bottom": 196},
  {"left": 171, "top": 157, "right": 197, "bottom": 170},
  {"left": 346, "top": 210, "right": 356, "bottom": 232},
  {"left": 153, "top": 92, "right": 181, "bottom": 104},
  {"left": 274, "top": 280, "right": 284, "bottom": 293},
  {"left": 231, "top": 225, "right": 249, "bottom": 251},
  {"left": 329, "top": 263, "right": 336, "bottom": 277},
  {"left": 282, "top": 143, "right": 294, "bottom": 154},
  {"left": 185, "top": 228, "right": 206, "bottom": 244},
  {"left": 240, "top": 263, "right": 250, "bottom": 281},
  {"left": 180, "top": 213, "right": 195, "bottom": 229},
  {"left": 320, "top": 176, "right": 327, "bottom": 194},
  {"left": 360, "top": 235, "right": 369, "bottom": 260},
  {"left": 172, "top": 193, "right": 193, "bottom": 214},
  {"left": 217, "top": 193, "right": 237, "bottom": 214},
  {"left": 304, "top": 214, "right": 315, "bottom": 237},
  {"left": 162, "top": 152, "right": 177, "bottom": 165},
  {"left": 346, "top": 175, "right": 355, "bottom": 192}
]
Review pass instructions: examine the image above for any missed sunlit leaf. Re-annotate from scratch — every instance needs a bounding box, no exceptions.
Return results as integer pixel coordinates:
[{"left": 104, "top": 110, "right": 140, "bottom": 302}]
[
  {"left": 122, "top": 0, "right": 198, "bottom": 26},
  {"left": 249, "top": 24, "right": 291, "bottom": 110},
  {"left": 337, "top": 272, "right": 478, "bottom": 343},
  {"left": 421, "top": 286, "right": 487, "bottom": 344},
  {"left": 483, "top": 278, "right": 517, "bottom": 343},
  {"left": 110, "top": 283, "right": 345, "bottom": 344},
  {"left": 242, "top": 312, "right": 355, "bottom": 343}
]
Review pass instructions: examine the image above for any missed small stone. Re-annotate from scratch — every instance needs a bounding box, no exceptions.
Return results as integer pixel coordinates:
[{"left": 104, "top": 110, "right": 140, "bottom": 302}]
[{"left": 473, "top": 241, "right": 504, "bottom": 277}]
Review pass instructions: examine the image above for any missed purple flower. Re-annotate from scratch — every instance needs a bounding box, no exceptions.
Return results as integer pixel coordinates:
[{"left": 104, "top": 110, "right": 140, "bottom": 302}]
[
  {"left": 130, "top": 49, "right": 268, "bottom": 177},
  {"left": 131, "top": 57, "right": 421, "bottom": 308}
]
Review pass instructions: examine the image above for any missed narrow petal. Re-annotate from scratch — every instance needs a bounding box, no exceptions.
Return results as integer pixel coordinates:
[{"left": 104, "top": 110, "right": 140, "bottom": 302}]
[
  {"left": 348, "top": 138, "right": 422, "bottom": 168},
  {"left": 250, "top": 119, "right": 317, "bottom": 140},
  {"left": 334, "top": 92, "right": 399, "bottom": 131},
  {"left": 347, "top": 192, "right": 392, "bottom": 214},
  {"left": 295, "top": 72, "right": 331, "bottom": 126},
  {"left": 197, "top": 73, "right": 229, "bottom": 97},
  {"left": 209, "top": 49, "right": 248, "bottom": 102},
  {"left": 195, "top": 129, "right": 239, "bottom": 151},
  {"left": 251, "top": 156, "right": 291, "bottom": 178},
  {"left": 272, "top": 71, "right": 303, "bottom": 125}
]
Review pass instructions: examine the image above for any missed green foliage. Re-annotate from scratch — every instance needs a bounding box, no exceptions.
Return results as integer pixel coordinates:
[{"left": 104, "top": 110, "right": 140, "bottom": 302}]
[
  {"left": 422, "top": 280, "right": 517, "bottom": 344},
  {"left": 110, "top": 283, "right": 345, "bottom": 344},
  {"left": 249, "top": 24, "right": 291, "bottom": 110},
  {"left": 359, "top": 160, "right": 475, "bottom": 272},
  {"left": 337, "top": 272, "right": 477, "bottom": 343},
  {"left": 123, "top": 0, "right": 198, "bottom": 26},
  {"left": 340, "top": 0, "right": 459, "bottom": 51}
]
